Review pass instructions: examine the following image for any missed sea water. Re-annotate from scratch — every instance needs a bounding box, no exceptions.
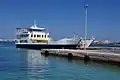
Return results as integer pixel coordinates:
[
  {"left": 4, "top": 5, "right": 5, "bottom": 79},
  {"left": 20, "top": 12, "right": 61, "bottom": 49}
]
[{"left": 0, "top": 43, "right": 120, "bottom": 80}]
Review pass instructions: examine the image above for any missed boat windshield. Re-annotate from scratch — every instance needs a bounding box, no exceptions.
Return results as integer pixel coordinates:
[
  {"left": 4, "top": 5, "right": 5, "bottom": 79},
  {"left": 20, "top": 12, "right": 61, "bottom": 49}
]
[{"left": 28, "top": 29, "right": 46, "bottom": 32}]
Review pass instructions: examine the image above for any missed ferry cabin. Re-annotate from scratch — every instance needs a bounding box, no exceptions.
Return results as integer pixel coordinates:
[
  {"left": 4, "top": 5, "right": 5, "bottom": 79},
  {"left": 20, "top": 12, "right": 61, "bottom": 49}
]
[{"left": 16, "top": 25, "right": 49, "bottom": 44}]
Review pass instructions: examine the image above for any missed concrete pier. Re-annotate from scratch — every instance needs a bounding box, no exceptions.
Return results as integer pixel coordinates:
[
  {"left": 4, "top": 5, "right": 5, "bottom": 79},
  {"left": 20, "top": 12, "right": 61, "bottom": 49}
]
[{"left": 41, "top": 49, "right": 120, "bottom": 64}]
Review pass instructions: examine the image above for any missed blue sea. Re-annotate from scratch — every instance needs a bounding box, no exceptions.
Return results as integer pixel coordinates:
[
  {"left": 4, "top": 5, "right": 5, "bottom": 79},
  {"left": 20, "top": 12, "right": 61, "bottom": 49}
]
[{"left": 0, "top": 42, "right": 120, "bottom": 80}]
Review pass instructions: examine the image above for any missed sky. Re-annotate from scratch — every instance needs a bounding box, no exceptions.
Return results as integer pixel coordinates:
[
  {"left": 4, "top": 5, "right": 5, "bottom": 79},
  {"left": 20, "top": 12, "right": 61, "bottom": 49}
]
[{"left": 0, "top": 0, "right": 120, "bottom": 41}]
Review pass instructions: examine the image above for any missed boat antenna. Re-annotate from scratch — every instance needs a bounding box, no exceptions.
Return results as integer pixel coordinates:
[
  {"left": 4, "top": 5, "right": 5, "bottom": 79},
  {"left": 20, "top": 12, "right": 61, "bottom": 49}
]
[
  {"left": 34, "top": 20, "right": 37, "bottom": 28},
  {"left": 84, "top": 4, "right": 88, "bottom": 52}
]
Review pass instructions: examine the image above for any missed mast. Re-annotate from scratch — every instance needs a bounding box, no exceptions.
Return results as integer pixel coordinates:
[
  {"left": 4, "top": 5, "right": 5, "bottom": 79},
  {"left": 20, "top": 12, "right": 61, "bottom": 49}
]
[{"left": 84, "top": 4, "right": 88, "bottom": 52}]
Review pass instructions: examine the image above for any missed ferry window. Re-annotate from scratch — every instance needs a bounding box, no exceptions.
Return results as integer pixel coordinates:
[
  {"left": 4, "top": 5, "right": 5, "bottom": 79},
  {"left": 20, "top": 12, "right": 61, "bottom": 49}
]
[
  {"left": 42, "top": 35, "right": 43, "bottom": 38},
  {"left": 34, "top": 35, "right": 36, "bottom": 37},
  {"left": 37, "top": 35, "right": 39, "bottom": 37},
  {"left": 37, "top": 35, "right": 41, "bottom": 37},
  {"left": 31, "top": 35, "right": 32, "bottom": 37},
  {"left": 20, "top": 34, "right": 29, "bottom": 37}
]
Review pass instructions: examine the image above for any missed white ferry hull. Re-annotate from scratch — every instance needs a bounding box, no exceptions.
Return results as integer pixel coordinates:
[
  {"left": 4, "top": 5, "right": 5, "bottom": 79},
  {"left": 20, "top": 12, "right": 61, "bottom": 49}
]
[{"left": 15, "top": 38, "right": 94, "bottom": 50}]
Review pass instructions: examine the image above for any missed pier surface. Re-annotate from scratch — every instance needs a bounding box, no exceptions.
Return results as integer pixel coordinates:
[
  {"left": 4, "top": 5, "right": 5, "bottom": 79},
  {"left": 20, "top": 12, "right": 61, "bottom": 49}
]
[{"left": 41, "top": 49, "right": 120, "bottom": 64}]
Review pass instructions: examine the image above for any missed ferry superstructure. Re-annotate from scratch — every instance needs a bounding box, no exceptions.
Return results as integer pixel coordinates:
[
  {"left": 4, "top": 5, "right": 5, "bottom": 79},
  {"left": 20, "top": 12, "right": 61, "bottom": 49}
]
[{"left": 15, "top": 22, "right": 94, "bottom": 50}]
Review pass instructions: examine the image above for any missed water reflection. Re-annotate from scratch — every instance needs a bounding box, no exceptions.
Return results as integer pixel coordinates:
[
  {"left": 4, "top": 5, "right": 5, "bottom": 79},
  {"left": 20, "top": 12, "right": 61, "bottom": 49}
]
[
  {"left": 27, "top": 50, "right": 48, "bottom": 67},
  {"left": 22, "top": 49, "right": 48, "bottom": 80}
]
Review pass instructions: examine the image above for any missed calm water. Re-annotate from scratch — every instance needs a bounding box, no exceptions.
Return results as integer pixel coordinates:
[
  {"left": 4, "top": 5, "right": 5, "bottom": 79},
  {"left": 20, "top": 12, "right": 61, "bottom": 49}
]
[{"left": 0, "top": 43, "right": 120, "bottom": 80}]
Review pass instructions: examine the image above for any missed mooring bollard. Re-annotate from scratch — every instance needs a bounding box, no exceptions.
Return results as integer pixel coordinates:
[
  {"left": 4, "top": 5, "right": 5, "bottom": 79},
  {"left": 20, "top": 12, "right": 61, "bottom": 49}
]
[
  {"left": 45, "top": 50, "right": 49, "bottom": 57},
  {"left": 68, "top": 53, "right": 73, "bottom": 59},
  {"left": 84, "top": 54, "right": 90, "bottom": 61}
]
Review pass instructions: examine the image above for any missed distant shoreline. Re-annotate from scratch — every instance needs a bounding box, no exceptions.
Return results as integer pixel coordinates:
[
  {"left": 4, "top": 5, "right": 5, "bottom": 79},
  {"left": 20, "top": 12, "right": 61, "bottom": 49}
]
[
  {"left": 0, "top": 41, "right": 15, "bottom": 43},
  {"left": 94, "top": 42, "right": 120, "bottom": 44}
]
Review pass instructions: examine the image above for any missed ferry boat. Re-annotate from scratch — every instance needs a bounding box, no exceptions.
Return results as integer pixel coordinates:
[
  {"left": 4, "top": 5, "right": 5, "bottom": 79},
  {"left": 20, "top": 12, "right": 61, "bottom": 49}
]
[{"left": 15, "top": 22, "right": 95, "bottom": 50}]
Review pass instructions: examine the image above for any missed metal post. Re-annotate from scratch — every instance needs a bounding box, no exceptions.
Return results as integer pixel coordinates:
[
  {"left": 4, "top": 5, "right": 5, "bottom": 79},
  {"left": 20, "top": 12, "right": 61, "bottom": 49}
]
[{"left": 84, "top": 4, "right": 88, "bottom": 53}]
